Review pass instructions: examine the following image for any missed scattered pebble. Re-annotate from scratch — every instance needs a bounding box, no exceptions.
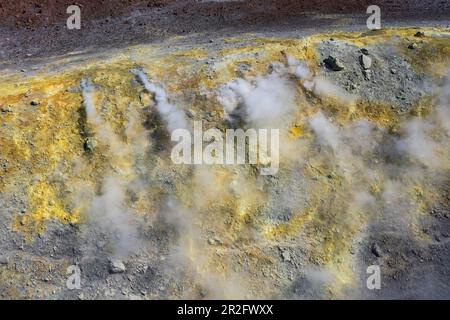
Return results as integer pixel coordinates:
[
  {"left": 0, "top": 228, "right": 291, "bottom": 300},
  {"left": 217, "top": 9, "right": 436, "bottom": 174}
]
[
  {"left": 83, "top": 137, "right": 97, "bottom": 152},
  {"left": 199, "top": 288, "right": 208, "bottom": 297},
  {"left": 109, "top": 259, "right": 126, "bottom": 274},
  {"left": 0, "top": 256, "right": 9, "bottom": 265},
  {"left": 323, "top": 55, "right": 345, "bottom": 71},
  {"left": 414, "top": 31, "right": 425, "bottom": 37},
  {"left": 207, "top": 237, "right": 222, "bottom": 246},
  {"left": 281, "top": 250, "right": 291, "bottom": 262},
  {"left": 360, "top": 54, "right": 372, "bottom": 69},
  {"left": 360, "top": 48, "right": 369, "bottom": 55},
  {"left": 371, "top": 243, "right": 382, "bottom": 257},
  {"left": 1, "top": 105, "right": 12, "bottom": 113}
]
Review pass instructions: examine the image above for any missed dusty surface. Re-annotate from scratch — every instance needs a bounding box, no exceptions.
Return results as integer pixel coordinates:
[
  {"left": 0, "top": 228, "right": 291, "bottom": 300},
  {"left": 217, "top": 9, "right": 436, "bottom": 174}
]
[
  {"left": 0, "top": 2, "right": 450, "bottom": 300},
  {"left": 1, "top": 0, "right": 449, "bottom": 62}
]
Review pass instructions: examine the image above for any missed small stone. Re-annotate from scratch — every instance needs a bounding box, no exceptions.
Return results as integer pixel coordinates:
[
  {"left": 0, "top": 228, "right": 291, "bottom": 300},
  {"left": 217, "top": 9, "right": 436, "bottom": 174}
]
[
  {"left": 363, "top": 69, "right": 372, "bottom": 80},
  {"left": 0, "top": 256, "right": 9, "bottom": 265},
  {"left": 78, "top": 293, "right": 84, "bottom": 300},
  {"left": 139, "top": 92, "right": 151, "bottom": 106},
  {"left": 414, "top": 31, "right": 425, "bottom": 37},
  {"left": 83, "top": 137, "right": 97, "bottom": 152},
  {"left": 140, "top": 289, "right": 147, "bottom": 295},
  {"left": 360, "top": 48, "right": 369, "bottom": 55},
  {"left": 199, "top": 288, "right": 208, "bottom": 297},
  {"left": 408, "top": 43, "right": 418, "bottom": 50},
  {"left": 323, "top": 55, "right": 345, "bottom": 71},
  {"left": 207, "top": 236, "right": 223, "bottom": 246},
  {"left": 30, "top": 100, "right": 40, "bottom": 106},
  {"left": 186, "top": 109, "right": 196, "bottom": 119},
  {"left": 1, "top": 105, "right": 12, "bottom": 113},
  {"left": 390, "top": 68, "right": 397, "bottom": 74},
  {"left": 281, "top": 250, "right": 291, "bottom": 262},
  {"left": 371, "top": 243, "right": 382, "bottom": 257},
  {"left": 360, "top": 54, "right": 372, "bottom": 69},
  {"left": 109, "top": 259, "right": 126, "bottom": 274}
]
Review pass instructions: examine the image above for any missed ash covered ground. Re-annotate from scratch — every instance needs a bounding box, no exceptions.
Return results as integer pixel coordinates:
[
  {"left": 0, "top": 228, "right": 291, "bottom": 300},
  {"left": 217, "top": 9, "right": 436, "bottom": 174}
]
[{"left": 0, "top": 1, "right": 449, "bottom": 299}]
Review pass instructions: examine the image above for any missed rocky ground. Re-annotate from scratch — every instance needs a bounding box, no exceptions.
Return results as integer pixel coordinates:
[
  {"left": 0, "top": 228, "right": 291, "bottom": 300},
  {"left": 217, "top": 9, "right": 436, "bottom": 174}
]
[
  {"left": 1, "top": 0, "right": 449, "bottom": 62},
  {"left": 0, "top": 2, "right": 449, "bottom": 300}
]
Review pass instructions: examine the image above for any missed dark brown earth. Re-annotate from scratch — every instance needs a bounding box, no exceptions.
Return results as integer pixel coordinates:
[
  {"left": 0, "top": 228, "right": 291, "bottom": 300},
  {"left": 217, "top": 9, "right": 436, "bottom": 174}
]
[
  {"left": 1, "top": 1, "right": 449, "bottom": 29},
  {"left": 1, "top": 1, "right": 449, "bottom": 63}
]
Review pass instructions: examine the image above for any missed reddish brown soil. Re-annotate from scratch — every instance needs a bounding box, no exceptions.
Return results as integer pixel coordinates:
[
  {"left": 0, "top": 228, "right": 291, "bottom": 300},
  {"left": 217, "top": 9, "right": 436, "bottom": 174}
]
[
  {"left": 0, "top": 1, "right": 448, "bottom": 63},
  {"left": 1, "top": 0, "right": 448, "bottom": 29}
]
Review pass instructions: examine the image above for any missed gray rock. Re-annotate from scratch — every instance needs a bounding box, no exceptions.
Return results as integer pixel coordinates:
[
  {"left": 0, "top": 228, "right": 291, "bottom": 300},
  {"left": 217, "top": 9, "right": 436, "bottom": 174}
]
[
  {"left": 207, "top": 237, "right": 222, "bottom": 246},
  {"left": 1, "top": 105, "right": 12, "bottom": 113},
  {"left": 414, "top": 31, "right": 425, "bottom": 37},
  {"left": 109, "top": 259, "right": 126, "bottom": 274},
  {"left": 360, "top": 54, "right": 372, "bottom": 69},
  {"left": 199, "top": 288, "right": 208, "bottom": 297},
  {"left": 281, "top": 250, "right": 291, "bottom": 262},
  {"left": 83, "top": 137, "right": 97, "bottom": 152},
  {"left": 186, "top": 109, "right": 196, "bottom": 119},
  {"left": 323, "top": 55, "right": 345, "bottom": 71},
  {"left": 371, "top": 243, "right": 382, "bottom": 257},
  {"left": 361, "top": 48, "right": 369, "bottom": 55},
  {"left": 408, "top": 43, "right": 418, "bottom": 50},
  {"left": 0, "top": 256, "right": 9, "bottom": 265}
]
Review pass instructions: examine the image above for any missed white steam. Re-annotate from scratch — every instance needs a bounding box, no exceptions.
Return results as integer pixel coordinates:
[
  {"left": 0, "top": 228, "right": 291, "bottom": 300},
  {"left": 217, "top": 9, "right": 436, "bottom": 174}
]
[
  {"left": 132, "top": 69, "right": 188, "bottom": 132},
  {"left": 286, "top": 55, "right": 356, "bottom": 104},
  {"left": 80, "top": 78, "right": 102, "bottom": 126},
  {"left": 79, "top": 78, "right": 146, "bottom": 258},
  {"left": 217, "top": 72, "right": 297, "bottom": 128},
  {"left": 397, "top": 73, "right": 450, "bottom": 169},
  {"left": 217, "top": 55, "right": 355, "bottom": 129},
  {"left": 308, "top": 112, "right": 341, "bottom": 151},
  {"left": 90, "top": 177, "right": 139, "bottom": 257}
]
